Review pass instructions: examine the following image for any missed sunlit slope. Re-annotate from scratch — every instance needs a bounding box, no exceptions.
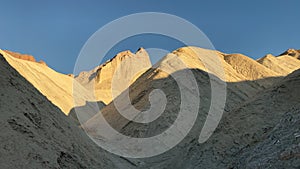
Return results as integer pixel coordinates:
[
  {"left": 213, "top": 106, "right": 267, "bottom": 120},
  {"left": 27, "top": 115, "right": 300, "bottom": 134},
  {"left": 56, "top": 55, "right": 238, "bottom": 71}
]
[
  {"left": 75, "top": 47, "right": 152, "bottom": 105},
  {"left": 222, "top": 53, "right": 280, "bottom": 87},
  {"left": 0, "top": 49, "right": 92, "bottom": 115},
  {"left": 257, "top": 53, "right": 300, "bottom": 75}
]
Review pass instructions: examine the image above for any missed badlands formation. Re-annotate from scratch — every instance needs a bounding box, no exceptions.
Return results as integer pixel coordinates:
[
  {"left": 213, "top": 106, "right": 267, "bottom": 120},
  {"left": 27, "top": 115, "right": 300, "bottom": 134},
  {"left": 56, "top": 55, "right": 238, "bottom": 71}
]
[{"left": 0, "top": 46, "right": 299, "bottom": 168}]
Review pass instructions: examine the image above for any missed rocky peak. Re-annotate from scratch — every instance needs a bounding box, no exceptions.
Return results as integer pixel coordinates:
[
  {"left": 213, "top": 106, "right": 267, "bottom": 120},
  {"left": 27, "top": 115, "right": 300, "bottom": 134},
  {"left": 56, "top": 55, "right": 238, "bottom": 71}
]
[
  {"left": 279, "top": 48, "right": 300, "bottom": 59},
  {"left": 4, "top": 50, "right": 47, "bottom": 65},
  {"left": 75, "top": 48, "right": 152, "bottom": 104}
]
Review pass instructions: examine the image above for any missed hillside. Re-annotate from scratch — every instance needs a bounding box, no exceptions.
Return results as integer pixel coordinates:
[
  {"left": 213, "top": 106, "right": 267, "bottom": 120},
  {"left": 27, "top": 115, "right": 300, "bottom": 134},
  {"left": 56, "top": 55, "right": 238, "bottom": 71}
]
[
  {"left": 0, "top": 49, "right": 93, "bottom": 115},
  {"left": 1, "top": 46, "right": 300, "bottom": 168},
  {"left": 222, "top": 53, "right": 280, "bottom": 87},
  {"left": 257, "top": 54, "right": 292, "bottom": 75},
  {"left": 82, "top": 47, "right": 300, "bottom": 168},
  {"left": 0, "top": 53, "right": 117, "bottom": 169},
  {"left": 257, "top": 53, "right": 300, "bottom": 76}
]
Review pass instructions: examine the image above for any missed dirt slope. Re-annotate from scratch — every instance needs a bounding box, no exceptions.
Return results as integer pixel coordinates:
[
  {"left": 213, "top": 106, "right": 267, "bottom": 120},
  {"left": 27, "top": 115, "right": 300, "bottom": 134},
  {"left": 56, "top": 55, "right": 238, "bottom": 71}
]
[
  {"left": 277, "top": 55, "right": 300, "bottom": 70},
  {"left": 198, "top": 68, "right": 300, "bottom": 168},
  {"left": 0, "top": 49, "right": 92, "bottom": 115},
  {"left": 236, "top": 106, "right": 300, "bottom": 168},
  {"left": 0, "top": 53, "right": 117, "bottom": 169}
]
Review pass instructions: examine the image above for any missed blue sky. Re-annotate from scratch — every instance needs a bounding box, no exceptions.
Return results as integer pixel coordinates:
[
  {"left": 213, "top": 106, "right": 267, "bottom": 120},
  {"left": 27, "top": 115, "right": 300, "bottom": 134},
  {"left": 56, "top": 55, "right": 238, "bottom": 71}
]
[{"left": 0, "top": 0, "right": 299, "bottom": 74}]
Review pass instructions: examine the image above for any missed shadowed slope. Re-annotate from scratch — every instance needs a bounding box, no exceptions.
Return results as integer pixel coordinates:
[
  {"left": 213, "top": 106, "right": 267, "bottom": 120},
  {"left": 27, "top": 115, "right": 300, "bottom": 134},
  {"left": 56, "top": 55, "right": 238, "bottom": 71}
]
[{"left": 0, "top": 53, "right": 116, "bottom": 169}]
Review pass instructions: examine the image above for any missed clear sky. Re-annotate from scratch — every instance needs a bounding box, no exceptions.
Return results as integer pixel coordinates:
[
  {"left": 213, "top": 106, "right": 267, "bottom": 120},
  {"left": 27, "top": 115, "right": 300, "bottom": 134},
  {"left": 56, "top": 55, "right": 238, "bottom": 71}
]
[{"left": 0, "top": 0, "right": 299, "bottom": 74}]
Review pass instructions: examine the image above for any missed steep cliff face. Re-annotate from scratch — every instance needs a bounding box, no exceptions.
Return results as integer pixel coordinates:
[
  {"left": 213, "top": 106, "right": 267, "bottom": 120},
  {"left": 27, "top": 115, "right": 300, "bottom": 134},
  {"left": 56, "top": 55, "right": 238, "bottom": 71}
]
[
  {"left": 76, "top": 47, "right": 152, "bottom": 105},
  {"left": 0, "top": 53, "right": 116, "bottom": 169}
]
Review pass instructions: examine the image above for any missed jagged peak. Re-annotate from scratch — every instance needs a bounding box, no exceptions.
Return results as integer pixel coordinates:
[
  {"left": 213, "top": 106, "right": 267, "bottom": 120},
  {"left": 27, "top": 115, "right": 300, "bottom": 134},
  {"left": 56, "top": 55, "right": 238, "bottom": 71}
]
[
  {"left": 136, "top": 47, "right": 146, "bottom": 53},
  {"left": 257, "top": 54, "right": 276, "bottom": 62},
  {"left": 278, "top": 48, "right": 300, "bottom": 57},
  {"left": 264, "top": 54, "right": 275, "bottom": 58},
  {"left": 98, "top": 48, "right": 149, "bottom": 69}
]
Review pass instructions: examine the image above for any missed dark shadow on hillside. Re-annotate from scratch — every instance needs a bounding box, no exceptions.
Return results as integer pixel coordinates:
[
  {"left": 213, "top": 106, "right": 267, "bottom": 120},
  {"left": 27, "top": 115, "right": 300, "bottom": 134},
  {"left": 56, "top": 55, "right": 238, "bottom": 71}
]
[
  {"left": 69, "top": 100, "right": 106, "bottom": 125},
  {"left": 68, "top": 67, "right": 284, "bottom": 137}
]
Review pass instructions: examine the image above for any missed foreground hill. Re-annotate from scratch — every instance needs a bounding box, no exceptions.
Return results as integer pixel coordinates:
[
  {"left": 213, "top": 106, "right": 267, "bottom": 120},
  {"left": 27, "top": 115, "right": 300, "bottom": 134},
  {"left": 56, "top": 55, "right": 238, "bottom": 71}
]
[
  {"left": 0, "top": 49, "right": 92, "bottom": 115},
  {"left": 0, "top": 53, "right": 117, "bottom": 168}
]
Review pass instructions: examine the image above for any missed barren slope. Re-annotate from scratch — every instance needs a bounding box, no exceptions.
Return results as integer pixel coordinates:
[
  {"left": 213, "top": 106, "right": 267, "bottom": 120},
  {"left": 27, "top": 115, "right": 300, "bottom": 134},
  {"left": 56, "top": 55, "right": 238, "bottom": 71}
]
[
  {"left": 82, "top": 47, "right": 281, "bottom": 168},
  {"left": 277, "top": 55, "right": 300, "bottom": 70},
  {"left": 257, "top": 52, "right": 300, "bottom": 77},
  {"left": 0, "top": 49, "right": 92, "bottom": 115},
  {"left": 198, "top": 68, "right": 300, "bottom": 168},
  {"left": 257, "top": 54, "right": 292, "bottom": 75},
  {"left": 236, "top": 107, "right": 300, "bottom": 168},
  {"left": 0, "top": 53, "right": 116, "bottom": 169}
]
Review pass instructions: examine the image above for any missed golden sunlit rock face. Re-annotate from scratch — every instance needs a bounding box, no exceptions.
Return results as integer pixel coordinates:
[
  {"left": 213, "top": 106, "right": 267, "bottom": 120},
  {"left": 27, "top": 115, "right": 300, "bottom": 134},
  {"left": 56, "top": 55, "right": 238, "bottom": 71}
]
[
  {"left": 3, "top": 47, "right": 300, "bottom": 116},
  {"left": 76, "top": 47, "right": 152, "bottom": 105}
]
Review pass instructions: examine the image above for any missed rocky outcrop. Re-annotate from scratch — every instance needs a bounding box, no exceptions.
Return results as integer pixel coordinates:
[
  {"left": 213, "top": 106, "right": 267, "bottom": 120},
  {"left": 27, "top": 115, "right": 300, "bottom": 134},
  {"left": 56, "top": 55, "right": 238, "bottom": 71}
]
[
  {"left": 4, "top": 50, "right": 36, "bottom": 62},
  {"left": 4, "top": 50, "right": 47, "bottom": 66},
  {"left": 279, "top": 48, "right": 300, "bottom": 59}
]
